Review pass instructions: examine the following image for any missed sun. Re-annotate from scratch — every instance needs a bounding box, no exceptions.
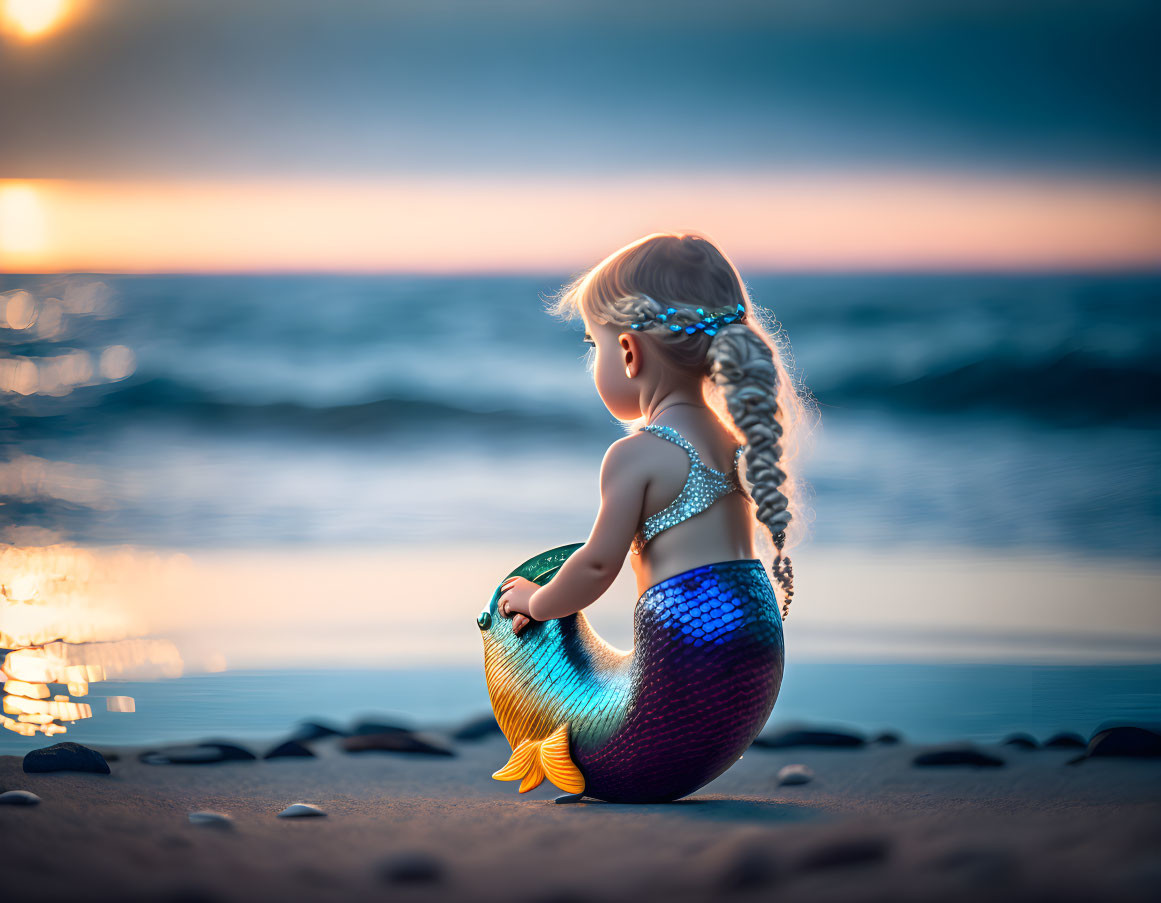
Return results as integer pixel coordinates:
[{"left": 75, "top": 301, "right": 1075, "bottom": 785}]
[{"left": 2, "top": 0, "right": 72, "bottom": 40}]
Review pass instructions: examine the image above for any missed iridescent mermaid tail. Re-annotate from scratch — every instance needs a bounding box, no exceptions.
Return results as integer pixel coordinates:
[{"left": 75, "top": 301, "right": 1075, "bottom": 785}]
[{"left": 476, "top": 544, "right": 785, "bottom": 803}]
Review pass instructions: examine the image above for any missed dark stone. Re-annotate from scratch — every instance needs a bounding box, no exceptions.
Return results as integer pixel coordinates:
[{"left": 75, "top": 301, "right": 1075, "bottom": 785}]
[
  {"left": 290, "top": 721, "right": 345, "bottom": 741},
  {"left": 554, "top": 793, "right": 585, "bottom": 804},
  {"left": 188, "top": 811, "right": 235, "bottom": 828},
  {"left": 139, "top": 742, "right": 257, "bottom": 765},
  {"left": 870, "top": 731, "right": 901, "bottom": 745},
  {"left": 1043, "top": 732, "right": 1086, "bottom": 749},
  {"left": 1002, "top": 733, "right": 1040, "bottom": 750},
  {"left": 379, "top": 851, "right": 444, "bottom": 885},
  {"left": 1070, "top": 726, "right": 1161, "bottom": 764},
  {"left": 341, "top": 730, "right": 455, "bottom": 757},
  {"left": 23, "top": 742, "right": 110, "bottom": 775},
  {"left": 912, "top": 745, "right": 1005, "bottom": 768},
  {"left": 798, "top": 836, "right": 890, "bottom": 871},
  {"left": 278, "top": 803, "right": 326, "bottom": 818},
  {"left": 450, "top": 713, "right": 502, "bottom": 742},
  {"left": 350, "top": 719, "right": 414, "bottom": 737},
  {"left": 0, "top": 790, "right": 41, "bottom": 805},
  {"left": 752, "top": 727, "right": 866, "bottom": 750},
  {"left": 263, "top": 740, "right": 315, "bottom": 759}
]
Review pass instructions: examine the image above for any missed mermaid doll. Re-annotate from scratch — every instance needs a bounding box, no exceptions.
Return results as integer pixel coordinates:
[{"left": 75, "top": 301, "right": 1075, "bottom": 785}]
[{"left": 477, "top": 232, "right": 810, "bottom": 803}]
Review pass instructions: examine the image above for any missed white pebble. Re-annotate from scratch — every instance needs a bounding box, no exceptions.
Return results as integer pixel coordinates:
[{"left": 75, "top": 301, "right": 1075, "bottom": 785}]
[
  {"left": 777, "top": 764, "right": 814, "bottom": 786},
  {"left": 188, "top": 811, "right": 233, "bottom": 827},
  {"left": 0, "top": 790, "right": 41, "bottom": 806},
  {"left": 277, "top": 803, "right": 327, "bottom": 818}
]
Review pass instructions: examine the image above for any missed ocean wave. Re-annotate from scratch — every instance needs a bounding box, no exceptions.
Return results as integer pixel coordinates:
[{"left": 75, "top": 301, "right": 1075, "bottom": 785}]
[
  {"left": 3, "top": 376, "right": 603, "bottom": 438},
  {"left": 6, "top": 346, "right": 1160, "bottom": 440},
  {"left": 813, "top": 348, "right": 1161, "bottom": 424}
]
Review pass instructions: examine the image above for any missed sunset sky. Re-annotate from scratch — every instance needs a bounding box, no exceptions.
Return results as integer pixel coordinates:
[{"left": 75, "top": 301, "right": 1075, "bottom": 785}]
[{"left": 1, "top": 0, "right": 1159, "bottom": 272}]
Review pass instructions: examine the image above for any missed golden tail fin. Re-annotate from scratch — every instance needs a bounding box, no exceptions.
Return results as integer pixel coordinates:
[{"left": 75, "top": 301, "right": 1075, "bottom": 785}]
[{"left": 491, "top": 723, "right": 585, "bottom": 794}]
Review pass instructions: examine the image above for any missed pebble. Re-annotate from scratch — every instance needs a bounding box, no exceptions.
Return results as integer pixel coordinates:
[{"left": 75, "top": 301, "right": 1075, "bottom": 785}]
[
  {"left": 277, "top": 803, "right": 327, "bottom": 818},
  {"left": 752, "top": 727, "right": 866, "bottom": 750},
  {"left": 777, "top": 764, "right": 814, "bottom": 786},
  {"left": 1002, "top": 733, "right": 1040, "bottom": 750},
  {"left": 139, "top": 742, "right": 256, "bottom": 765},
  {"left": 263, "top": 740, "right": 315, "bottom": 759},
  {"left": 1070, "top": 726, "right": 1161, "bottom": 764},
  {"left": 23, "top": 742, "right": 110, "bottom": 775},
  {"left": 554, "top": 793, "right": 585, "bottom": 804},
  {"left": 291, "top": 721, "right": 346, "bottom": 741},
  {"left": 350, "top": 719, "right": 414, "bottom": 736},
  {"left": 379, "top": 851, "right": 444, "bottom": 884},
  {"left": 188, "top": 811, "right": 234, "bottom": 828},
  {"left": 341, "top": 730, "right": 455, "bottom": 756},
  {"left": 912, "top": 745, "right": 1005, "bottom": 768},
  {"left": 450, "top": 713, "right": 502, "bottom": 742},
  {"left": 0, "top": 790, "right": 41, "bottom": 806},
  {"left": 1044, "top": 732, "right": 1086, "bottom": 749}
]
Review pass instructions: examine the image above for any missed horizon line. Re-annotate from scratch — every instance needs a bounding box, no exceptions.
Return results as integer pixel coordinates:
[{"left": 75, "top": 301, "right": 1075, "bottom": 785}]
[{"left": 4, "top": 174, "right": 1160, "bottom": 273}]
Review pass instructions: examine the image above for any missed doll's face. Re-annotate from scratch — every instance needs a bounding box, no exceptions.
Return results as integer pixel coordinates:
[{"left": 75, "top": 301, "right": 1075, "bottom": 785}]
[{"left": 582, "top": 312, "right": 644, "bottom": 421}]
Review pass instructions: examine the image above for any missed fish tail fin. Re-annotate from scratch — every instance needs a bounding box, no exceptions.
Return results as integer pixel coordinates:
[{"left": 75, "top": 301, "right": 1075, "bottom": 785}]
[
  {"left": 539, "top": 723, "right": 585, "bottom": 793},
  {"left": 492, "top": 722, "right": 585, "bottom": 795}
]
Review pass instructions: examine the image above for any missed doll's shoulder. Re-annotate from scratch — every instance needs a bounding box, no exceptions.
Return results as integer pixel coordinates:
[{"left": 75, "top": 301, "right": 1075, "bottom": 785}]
[
  {"left": 598, "top": 430, "right": 688, "bottom": 487},
  {"left": 597, "top": 432, "right": 661, "bottom": 487}
]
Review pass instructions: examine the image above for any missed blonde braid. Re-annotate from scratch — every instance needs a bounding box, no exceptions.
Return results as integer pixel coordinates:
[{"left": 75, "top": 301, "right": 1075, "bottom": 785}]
[{"left": 705, "top": 324, "right": 795, "bottom": 619}]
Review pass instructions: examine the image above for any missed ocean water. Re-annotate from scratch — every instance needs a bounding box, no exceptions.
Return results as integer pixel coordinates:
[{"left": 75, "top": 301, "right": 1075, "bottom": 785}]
[
  {"left": 2, "top": 272, "right": 1159, "bottom": 554},
  {"left": 1, "top": 663, "right": 1159, "bottom": 756},
  {"left": 2, "top": 273, "right": 1160, "bottom": 750}
]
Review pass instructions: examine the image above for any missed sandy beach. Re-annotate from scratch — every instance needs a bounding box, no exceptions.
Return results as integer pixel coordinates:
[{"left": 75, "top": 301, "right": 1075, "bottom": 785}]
[
  {"left": 5, "top": 3, "right": 1161, "bottom": 901},
  {"left": 4, "top": 723, "right": 1160, "bottom": 903}
]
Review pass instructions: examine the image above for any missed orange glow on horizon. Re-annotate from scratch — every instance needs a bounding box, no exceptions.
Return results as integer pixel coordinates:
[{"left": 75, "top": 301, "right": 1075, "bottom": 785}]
[
  {"left": 1, "top": 0, "right": 73, "bottom": 41},
  {"left": 1, "top": 174, "right": 1159, "bottom": 274},
  {"left": 0, "top": 183, "right": 48, "bottom": 268}
]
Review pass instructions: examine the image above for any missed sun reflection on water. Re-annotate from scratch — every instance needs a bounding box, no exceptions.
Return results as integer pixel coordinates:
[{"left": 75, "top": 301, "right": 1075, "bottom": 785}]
[
  {"left": 1, "top": 276, "right": 190, "bottom": 740},
  {"left": 1, "top": 545, "right": 186, "bottom": 737}
]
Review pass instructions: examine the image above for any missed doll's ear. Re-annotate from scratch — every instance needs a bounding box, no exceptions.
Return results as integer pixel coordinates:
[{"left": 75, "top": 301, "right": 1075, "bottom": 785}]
[{"left": 619, "top": 333, "right": 643, "bottom": 378}]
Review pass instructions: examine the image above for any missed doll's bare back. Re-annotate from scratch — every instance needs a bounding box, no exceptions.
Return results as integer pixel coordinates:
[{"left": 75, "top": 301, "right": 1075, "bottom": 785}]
[{"left": 622, "top": 406, "right": 756, "bottom": 595}]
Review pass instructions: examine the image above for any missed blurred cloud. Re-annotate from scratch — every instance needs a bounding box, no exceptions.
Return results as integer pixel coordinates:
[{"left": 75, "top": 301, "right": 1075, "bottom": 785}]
[{"left": 1, "top": 0, "right": 1158, "bottom": 179}]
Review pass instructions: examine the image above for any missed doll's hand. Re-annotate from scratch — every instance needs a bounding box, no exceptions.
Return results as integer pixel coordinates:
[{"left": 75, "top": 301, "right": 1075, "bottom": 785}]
[{"left": 499, "top": 576, "right": 538, "bottom": 636}]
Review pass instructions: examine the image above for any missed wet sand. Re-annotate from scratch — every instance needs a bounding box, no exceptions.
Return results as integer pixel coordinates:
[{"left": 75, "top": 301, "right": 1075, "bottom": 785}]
[{"left": 3, "top": 730, "right": 1160, "bottom": 902}]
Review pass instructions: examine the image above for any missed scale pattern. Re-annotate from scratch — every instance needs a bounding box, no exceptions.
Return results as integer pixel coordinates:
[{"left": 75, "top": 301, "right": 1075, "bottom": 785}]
[
  {"left": 632, "top": 425, "right": 746, "bottom": 554},
  {"left": 480, "top": 552, "right": 784, "bottom": 804}
]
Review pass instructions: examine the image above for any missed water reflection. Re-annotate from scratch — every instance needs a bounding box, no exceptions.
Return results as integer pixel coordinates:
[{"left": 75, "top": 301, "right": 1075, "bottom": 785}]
[{"left": 1, "top": 277, "right": 184, "bottom": 739}]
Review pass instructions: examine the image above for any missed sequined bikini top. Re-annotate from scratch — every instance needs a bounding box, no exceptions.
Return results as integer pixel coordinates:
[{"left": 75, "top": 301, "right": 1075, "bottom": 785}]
[{"left": 631, "top": 424, "right": 746, "bottom": 555}]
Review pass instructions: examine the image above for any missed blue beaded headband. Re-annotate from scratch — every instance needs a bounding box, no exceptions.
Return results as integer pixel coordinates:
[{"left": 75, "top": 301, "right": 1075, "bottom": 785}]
[{"left": 628, "top": 299, "right": 748, "bottom": 337}]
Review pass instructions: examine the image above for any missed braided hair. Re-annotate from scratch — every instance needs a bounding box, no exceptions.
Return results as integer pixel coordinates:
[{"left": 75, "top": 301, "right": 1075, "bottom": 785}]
[
  {"left": 550, "top": 232, "right": 811, "bottom": 619},
  {"left": 705, "top": 324, "right": 795, "bottom": 618}
]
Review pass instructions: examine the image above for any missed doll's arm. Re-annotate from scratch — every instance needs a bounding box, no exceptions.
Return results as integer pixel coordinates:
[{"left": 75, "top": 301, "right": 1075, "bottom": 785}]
[{"left": 522, "top": 436, "right": 647, "bottom": 622}]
